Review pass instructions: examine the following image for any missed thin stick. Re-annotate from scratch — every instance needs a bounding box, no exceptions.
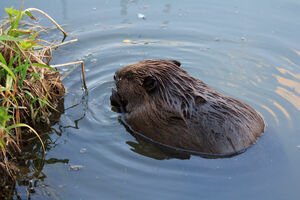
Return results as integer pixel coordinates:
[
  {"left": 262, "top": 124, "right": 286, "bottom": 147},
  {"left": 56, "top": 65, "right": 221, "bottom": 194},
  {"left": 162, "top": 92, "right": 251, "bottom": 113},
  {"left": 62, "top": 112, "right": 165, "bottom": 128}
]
[
  {"left": 51, "top": 61, "right": 83, "bottom": 68},
  {"left": 51, "top": 39, "right": 78, "bottom": 49},
  {"left": 24, "top": 23, "right": 47, "bottom": 33},
  {"left": 51, "top": 61, "right": 87, "bottom": 90},
  {"left": 81, "top": 62, "right": 87, "bottom": 90},
  {"left": 24, "top": 8, "right": 68, "bottom": 41},
  {"left": 21, "top": 0, "right": 25, "bottom": 11}
]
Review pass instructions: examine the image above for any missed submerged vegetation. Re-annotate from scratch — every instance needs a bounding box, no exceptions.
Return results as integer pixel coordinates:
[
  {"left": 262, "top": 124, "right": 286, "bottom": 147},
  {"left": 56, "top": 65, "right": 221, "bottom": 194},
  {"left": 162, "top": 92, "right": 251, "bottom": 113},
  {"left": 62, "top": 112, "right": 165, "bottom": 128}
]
[{"left": 0, "top": 3, "right": 85, "bottom": 189}]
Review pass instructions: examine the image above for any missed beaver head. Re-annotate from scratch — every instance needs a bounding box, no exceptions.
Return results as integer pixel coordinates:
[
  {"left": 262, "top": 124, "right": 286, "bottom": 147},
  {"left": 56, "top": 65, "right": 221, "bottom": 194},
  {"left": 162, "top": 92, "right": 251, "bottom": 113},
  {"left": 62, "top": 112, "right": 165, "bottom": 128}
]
[{"left": 111, "top": 60, "right": 265, "bottom": 155}]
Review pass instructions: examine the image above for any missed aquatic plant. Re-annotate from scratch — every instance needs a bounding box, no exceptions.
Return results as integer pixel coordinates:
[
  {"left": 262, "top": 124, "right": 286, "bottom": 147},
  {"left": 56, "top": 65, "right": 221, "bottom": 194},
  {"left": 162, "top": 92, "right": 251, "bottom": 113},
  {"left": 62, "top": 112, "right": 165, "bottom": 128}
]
[{"left": 0, "top": 3, "right": 85, "bottom": 184}]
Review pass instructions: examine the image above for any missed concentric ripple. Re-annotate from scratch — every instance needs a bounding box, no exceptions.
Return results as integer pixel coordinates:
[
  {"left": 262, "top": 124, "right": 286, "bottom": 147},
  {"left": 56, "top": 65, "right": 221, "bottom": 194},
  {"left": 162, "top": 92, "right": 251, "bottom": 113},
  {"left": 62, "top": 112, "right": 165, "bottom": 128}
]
[
  {"left": 48, "top": 23, "right": 300, "bottom": 200},
  {"left": 1, "top": 0, "right": 298, "bottom": 199}
]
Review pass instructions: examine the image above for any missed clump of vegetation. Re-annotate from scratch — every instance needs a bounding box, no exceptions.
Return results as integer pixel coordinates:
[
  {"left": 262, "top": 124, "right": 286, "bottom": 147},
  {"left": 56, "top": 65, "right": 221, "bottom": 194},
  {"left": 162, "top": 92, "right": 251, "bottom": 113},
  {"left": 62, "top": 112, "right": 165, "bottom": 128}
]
[{"left": 0, "top": 4, "right": 83, "bottom": 182}]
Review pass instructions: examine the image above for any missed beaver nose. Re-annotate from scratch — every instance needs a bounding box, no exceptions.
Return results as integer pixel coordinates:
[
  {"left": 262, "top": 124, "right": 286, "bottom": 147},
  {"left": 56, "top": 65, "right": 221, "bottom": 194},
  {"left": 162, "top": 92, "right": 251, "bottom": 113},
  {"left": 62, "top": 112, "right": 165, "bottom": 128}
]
[{"left": 110, "top": 88, "right": 122, "bottom": 108}]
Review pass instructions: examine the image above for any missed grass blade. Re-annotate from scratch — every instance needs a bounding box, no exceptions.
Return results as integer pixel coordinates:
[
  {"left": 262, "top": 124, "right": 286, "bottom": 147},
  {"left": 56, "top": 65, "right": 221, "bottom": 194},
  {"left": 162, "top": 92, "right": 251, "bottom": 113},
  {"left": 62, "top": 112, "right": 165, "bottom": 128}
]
[
  {"left": 0, "top": 35, "right": 24, "bottom": 42},
  {"left": 12, "top": 8, "right": 23, "bottom": 30},
  {"left": 0, "top": 87, "right": 11, "bottom": 92},
  {"left": 0, "top": 138, "right": 5, "bottom": 149},
  {"left": 0, "top": 53, "right": 8, "bottom": 66},
  {"left": 20, "top": 56, "right": 29, "bottom": 88},
  {"left": 0, "top": 62, "right": 16, "bottom": 81},
  {"left": 6, "top": 123, "right": 45, "bottom": 152},
  {"left": 24, "top": 11, "right": 36, "bottom": 20},
  {"left": 31, "top": 63, "right": 57, "bottom": 71}
]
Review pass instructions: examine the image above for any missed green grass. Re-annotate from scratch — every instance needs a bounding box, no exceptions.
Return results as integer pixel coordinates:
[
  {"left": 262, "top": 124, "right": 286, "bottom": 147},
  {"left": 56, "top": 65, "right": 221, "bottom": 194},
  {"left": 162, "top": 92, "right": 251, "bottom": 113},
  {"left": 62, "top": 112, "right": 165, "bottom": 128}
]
[{"left": 0, "top": 5, "right": 66, "bottom": 179}]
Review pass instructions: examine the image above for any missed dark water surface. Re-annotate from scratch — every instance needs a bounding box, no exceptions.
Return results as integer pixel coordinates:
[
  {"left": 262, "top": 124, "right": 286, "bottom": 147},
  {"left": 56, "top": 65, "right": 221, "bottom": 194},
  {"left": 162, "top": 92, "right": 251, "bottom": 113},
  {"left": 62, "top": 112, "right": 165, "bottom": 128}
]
[{"left": 1, "top": 0, "right": 300, "bottom": 199}]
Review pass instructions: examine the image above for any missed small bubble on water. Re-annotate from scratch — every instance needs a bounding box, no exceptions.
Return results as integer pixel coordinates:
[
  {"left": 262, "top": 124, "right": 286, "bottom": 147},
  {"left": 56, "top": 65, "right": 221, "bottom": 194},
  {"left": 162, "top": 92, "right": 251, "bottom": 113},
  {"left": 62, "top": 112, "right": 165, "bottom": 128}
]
[
  {"left": 137, "top": 13, "right": 146, "bottom": 19},
  {"left": 80, "top": 148, "right": 87, "bottom": 153},
  {"left": 91, "top": 58, "right": 98, "bottom": 63},
  {"left": 241, "top": 37, "right": 247, "bottom": 41},
  {"left": 70, "top": 165, "right": 84, "bottom": 171},
  {"left": 160, "top": 24, "right": 167, "bottom": 29}
]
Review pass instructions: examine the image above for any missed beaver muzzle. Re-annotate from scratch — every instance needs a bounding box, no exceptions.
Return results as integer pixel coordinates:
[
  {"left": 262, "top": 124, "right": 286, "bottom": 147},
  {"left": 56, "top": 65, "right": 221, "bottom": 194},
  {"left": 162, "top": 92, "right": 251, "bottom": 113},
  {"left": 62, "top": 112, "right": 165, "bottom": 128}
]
[{"left": 110, "top": 88, "right": 127, "bottom": 112}]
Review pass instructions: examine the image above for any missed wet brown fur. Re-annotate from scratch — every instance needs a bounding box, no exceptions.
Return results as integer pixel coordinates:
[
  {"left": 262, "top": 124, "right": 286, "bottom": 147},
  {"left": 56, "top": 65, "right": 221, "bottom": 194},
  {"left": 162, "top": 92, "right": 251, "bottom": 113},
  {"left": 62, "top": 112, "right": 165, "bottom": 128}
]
[{"left": 111, "top": 60, "right": 265, "bottom": 154}]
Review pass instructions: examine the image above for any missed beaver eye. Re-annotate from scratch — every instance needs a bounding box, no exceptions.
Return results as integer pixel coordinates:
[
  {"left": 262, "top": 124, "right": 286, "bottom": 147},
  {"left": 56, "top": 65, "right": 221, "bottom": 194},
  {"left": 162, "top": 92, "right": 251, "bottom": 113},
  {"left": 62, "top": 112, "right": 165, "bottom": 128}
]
[{"left": 125, "top": 73, "right": 132, "bottom": 80}]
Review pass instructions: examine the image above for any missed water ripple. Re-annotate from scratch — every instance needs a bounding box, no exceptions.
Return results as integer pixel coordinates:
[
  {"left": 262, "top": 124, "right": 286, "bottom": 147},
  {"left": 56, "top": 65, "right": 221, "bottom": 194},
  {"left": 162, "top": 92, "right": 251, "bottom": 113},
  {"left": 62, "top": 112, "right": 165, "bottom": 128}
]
[{"left": 40, "top": 15, "right": 300, "bottom": 200}]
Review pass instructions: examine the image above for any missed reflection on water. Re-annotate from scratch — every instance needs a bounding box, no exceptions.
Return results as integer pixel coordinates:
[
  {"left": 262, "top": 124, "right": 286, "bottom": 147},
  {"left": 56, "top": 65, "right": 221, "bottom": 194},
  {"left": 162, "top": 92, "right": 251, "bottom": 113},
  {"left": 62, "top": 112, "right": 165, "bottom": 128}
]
[
  {"left": 276, "top": 75, "right": 300, "bottom": 94},
  {"left": 120, "top": 117, "right": 245, "bottom": 160},
  {"left": 276, "top": 87, "right": 300, "bottom": 111},
  {"left": 0, "top": 91, "right": 88, "bottom": 199},
  {"left": 273, "top": 101, "right": 291, "bottom": 121},
  {"left": 1, "top": 0, "right": 300, "bottom": 199},
  {"left": 261, "top": 104, "right": 279, "bottom": 124},
  {"left": 277, "top": 67, "right": 300, "bottom": 80},
  {"left": 120, "top": 0, "right": 128, "bottom": 16},
  {"left": 60, "top": 0, "right": 68, "bottom": 20},
  {"left": 0, "top": 99, "right": 66, "bottom": 199},
  {"left": 275, "top": 66, "right": 300, "bottom": 112},
  {"left": 126, "top": 138, "right": 190, "bottom": 160}
]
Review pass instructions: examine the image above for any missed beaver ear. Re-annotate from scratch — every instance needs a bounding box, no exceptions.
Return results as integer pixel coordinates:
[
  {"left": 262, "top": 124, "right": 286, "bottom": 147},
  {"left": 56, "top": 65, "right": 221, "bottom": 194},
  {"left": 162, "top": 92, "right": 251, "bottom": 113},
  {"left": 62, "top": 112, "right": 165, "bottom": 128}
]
[
  {"left": 143, "top": 76, "right": 157, "bottom": 92},
  {"left": 171, "top": 60, "right": 181, "bottom": 67},
  {"left": 195, "top": 95, "right": 207, "bottom": 106}
]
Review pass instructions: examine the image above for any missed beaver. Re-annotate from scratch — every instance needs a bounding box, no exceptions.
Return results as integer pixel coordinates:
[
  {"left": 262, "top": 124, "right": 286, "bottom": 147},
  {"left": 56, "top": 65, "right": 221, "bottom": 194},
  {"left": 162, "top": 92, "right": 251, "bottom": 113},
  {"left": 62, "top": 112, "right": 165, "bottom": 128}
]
[{"left": 111, "top": 59, "right": 265, "bottom": 155}]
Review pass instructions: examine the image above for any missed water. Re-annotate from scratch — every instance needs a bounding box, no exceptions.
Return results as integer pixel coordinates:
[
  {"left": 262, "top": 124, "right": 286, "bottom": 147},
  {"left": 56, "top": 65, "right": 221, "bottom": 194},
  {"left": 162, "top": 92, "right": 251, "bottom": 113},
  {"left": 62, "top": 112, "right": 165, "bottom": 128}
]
[{"left": 1, "top": 0, "right": 300, "bottom": 199}]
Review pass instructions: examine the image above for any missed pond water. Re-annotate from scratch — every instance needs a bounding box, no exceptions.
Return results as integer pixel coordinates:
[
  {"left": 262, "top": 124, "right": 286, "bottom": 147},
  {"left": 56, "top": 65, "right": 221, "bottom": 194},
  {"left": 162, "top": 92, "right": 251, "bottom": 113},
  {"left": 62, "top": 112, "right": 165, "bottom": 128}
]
[{"left": 1, "top": 0, "right": 300, "bottom": 199}]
